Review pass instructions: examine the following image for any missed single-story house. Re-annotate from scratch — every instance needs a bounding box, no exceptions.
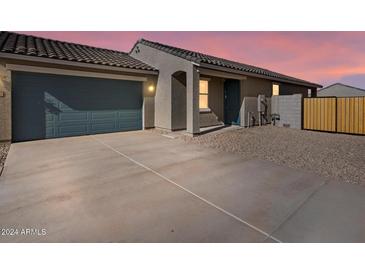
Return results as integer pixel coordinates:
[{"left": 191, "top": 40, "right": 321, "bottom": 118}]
[
  {"left": 130, "top": 39, "right": 322, "bottom": 134},
  {"left": 318, "top": 83, "right": 365, "bottom": 97},
  {"left": 0, "top": 31, "right": 322, "bottom": 142}
]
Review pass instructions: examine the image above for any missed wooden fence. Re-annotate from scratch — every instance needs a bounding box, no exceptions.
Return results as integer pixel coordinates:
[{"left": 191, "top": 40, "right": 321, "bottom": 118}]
[{"left": 303, "top": 97, "right": 365, "bottom": 135}]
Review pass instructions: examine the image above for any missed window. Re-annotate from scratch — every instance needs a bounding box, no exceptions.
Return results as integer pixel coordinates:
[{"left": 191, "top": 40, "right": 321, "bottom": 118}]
[
  {"left": 199, "top": 80, "right": 209, "bottom": 109},
  {"left": 308, "top": 89, "right": 312, "bottom": 97},
  {"left": 272, "top": 84, "right": 279, "bottom": 96}
]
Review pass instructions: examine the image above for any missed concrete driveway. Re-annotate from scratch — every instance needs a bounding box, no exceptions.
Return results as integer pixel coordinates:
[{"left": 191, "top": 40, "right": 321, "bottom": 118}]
[{"left": 0, "top": 130, "right": 364, "bottom": 243}]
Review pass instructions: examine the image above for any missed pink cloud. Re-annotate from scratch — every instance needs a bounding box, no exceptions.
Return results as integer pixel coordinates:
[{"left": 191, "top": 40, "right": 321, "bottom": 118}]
[{"left": 18, "top": 31, "right": 365, "bottom": 88}]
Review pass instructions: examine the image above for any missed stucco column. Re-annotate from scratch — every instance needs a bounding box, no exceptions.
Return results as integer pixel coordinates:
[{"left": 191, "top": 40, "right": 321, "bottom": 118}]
[
  {"left": 0, "top": 64, "right": 11, "bottom": 141},
  {"left": 239, "top": 79, "right": 245, "bottom": 126},
  {"left": 186, "top": 66, "right": 200, "bottom": 134}
]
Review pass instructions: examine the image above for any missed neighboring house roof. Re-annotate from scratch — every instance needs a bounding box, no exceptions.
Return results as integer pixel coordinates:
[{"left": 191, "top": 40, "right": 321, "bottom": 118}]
[
  {"left": 136, "top": 38, "right": 322, "bottom": 88},
  {"left": 0, "top": 31, "right": 157, "bottom": 72},
  {"left": 319, "top": 83, "right": 365, "bottom": 93}
]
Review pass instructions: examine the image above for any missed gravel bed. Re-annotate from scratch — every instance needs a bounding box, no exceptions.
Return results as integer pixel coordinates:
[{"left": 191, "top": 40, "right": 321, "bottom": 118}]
[
  {"left": 0, "top": 141, "right": 10, "bottom": 171},
  {"left": 182, "top": 126, "right": 365, "bottom": 184}
]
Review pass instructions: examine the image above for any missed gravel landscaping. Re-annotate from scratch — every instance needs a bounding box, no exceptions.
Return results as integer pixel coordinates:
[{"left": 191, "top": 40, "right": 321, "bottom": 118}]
[
  {"left": 0, "top": 141, "right": 10, "bottom": 172},
  {"left": 182, "top": 126, "right": 365, "bottom": 185}
]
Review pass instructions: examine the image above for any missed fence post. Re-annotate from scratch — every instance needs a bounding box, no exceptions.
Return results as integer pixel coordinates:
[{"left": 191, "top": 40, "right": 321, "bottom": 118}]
[
  {"left": 301, "top": 97, "right": 304, "bottom": 130},
  {"left": 335, "top": 97, "right": 337, "bottom": 132}
]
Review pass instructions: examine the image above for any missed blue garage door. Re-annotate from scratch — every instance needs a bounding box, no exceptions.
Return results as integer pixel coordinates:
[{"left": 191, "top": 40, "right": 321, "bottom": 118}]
[{"left": 12, "top": 71, "right": 143, "bottom": 142}]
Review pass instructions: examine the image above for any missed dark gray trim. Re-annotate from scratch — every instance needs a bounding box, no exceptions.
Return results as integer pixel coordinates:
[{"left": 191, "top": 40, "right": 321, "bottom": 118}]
[
  {"left": 0, "top": 53, "right": 158, "bottom": 75},
  {"left": 201, "top": 63, "right": 321, "bottom": 88}
]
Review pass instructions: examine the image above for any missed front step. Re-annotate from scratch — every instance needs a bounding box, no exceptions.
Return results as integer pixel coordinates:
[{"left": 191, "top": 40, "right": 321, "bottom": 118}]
[{"left": 200, "top": 111, "right": 224, "bottom": 127}]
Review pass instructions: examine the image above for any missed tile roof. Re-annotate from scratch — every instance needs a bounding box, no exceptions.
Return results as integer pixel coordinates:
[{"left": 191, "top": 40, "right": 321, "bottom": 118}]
[
  {"left": 138, "top": 38, "right": 321, "bottom": 87},
  {"left": 0, "top": 31, "right": 157, "bottom": 72}
]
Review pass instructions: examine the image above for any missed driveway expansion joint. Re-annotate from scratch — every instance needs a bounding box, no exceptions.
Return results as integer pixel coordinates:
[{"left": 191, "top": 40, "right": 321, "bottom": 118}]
[
  {"left": 91, "top": 136, "right": 282, "bottom": 243},
  {"left": 264, "top": 179, "right": 330, "bottom": 242}
]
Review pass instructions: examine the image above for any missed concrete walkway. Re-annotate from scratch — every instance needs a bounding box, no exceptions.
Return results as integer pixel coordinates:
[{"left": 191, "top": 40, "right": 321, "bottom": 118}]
[{"left": 0, "top": 131, "right": 364, "bottom": 242}]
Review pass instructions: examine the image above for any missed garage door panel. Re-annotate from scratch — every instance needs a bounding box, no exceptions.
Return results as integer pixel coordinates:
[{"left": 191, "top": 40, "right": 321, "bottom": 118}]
[
  {"left": 119, "top": 119, "right": 141, "bottom": 126},
  {"left": 46, "top": 127, "right": 56, "bottom": 138},
  {"left": 118, "top": 110, "right": 141, "bottom": 118},
  {"left": 90, "top": 122, "right": 117, "bottom": 133},
  {"left": 58, "top": 125, "right": 89, "bottom": 137},
  {"left": 45, "top": 113, "right": 55, "bottom": 121},
  {"left": 12, "top": 71, "right": 143, "bottom": 141},
  {"left": 58, "top": 112, "right": 89, "bottom": 122},
  {"left": 91, "top": 111, "right": 118, "bottom": 120}
]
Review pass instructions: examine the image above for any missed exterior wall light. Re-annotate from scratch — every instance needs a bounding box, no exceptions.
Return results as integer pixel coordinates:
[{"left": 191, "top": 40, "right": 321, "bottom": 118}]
[{"left": 148, "top": 85, "right": 155, "bottom": 92}]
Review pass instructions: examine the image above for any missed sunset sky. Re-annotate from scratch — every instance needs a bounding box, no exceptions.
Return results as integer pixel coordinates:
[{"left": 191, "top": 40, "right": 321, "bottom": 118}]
[{"left": 21, "top": 32, "right": 365, "bottom": 89}]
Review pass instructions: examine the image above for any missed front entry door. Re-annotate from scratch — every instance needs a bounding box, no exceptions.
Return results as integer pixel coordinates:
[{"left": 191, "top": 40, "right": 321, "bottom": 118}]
[{"left": 224, "top": 79, "right": 241, "bottom": 125}]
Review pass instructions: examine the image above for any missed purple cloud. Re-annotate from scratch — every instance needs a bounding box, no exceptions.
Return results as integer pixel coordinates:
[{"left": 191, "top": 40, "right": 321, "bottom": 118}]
[{"left": 19, "top": 31, "right": 365, "bottom": 89}]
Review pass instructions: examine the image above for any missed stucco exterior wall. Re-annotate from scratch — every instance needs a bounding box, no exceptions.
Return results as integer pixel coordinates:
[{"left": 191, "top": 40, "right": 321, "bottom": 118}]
[
  {"left": 134, "top": 44, "right": 318, "bottom": 132},
  {"left": 239, "top": 76, "right": 314, "bottom": 127},
  {"left": 131, "top": 43, "right": 196, "bottom": 131},
  {"left": 239, "top": 77, "right": 271, "bottom": 126},
  {"left": 0, "top": 63, "right": 11, "bottom": 141},
  {"left": 187, "top": 67, "right": 200, "bottom": 133},
  {"left": 142, "top": 76, "right": 157, "bottom": 129},
  {"left": 279, "top": 82, "right": 310, "bottom": 97},
  {"left": 318, "top": 85, "right": 365, "bottom": 97},
  {"left": 241, "top": 76, "right": 272, "bottom": 98},
  {"left": 172, "top": 74, "right": 224, "bottom": 129},
  {"left": 171, "top": 74, "right": 187, "bottom": 130},
  {"left": 241, "top": 75, "right": 315, "bottom": 99}
]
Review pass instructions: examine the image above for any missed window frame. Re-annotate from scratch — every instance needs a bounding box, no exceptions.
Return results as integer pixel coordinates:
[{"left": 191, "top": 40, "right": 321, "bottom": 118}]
[
  {"left": 199, "top": 79, "right": 209, "bottom": 110},
  {"left": 272, "top": 83, "right": 280, "bottom": 96}
]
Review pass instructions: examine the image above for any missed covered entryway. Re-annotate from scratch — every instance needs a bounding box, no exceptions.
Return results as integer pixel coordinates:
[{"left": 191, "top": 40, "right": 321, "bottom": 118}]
[{"left": 12, "top": 71, "right": 143, "bottom": 142}]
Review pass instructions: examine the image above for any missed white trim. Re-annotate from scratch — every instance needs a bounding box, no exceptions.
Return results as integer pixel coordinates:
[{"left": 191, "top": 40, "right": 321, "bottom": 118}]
[
  {"left": 0, "top": 52, "right": 158, "bottom": 75},
  {"left": 199, "top": 108, "right": 211, "bottom": 113},
  {"left": 6, "top": 64, "right": 148, "bottom": 82}
]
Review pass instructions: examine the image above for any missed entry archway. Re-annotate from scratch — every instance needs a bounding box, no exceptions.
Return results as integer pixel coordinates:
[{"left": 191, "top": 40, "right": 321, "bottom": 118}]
[{"left": 171, "top": 71, "right": 187, "bottom": 130}]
